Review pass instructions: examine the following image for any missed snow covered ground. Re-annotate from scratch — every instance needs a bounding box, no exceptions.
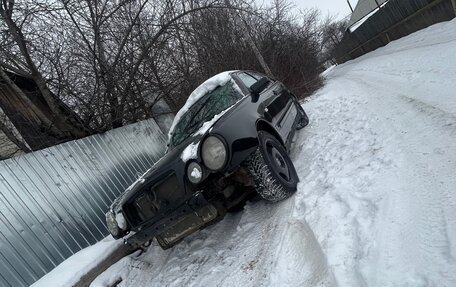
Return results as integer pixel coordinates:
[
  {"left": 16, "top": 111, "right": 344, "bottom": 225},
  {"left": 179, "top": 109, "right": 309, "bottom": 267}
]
[
  {"left": 31, "top": 237, "right": 122, "bottom": 287},
  {"left": 34, "top": 19, "right": 456, "bottom": 287},
  {"left": 296, "top": 19, "right": 456, "bottom": 286}
]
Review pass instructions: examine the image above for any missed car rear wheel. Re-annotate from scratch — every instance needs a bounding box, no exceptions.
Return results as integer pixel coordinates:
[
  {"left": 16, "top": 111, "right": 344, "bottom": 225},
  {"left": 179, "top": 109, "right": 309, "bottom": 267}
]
[{"left": 248, "top": 131, "right": 299, "bottom": 202}]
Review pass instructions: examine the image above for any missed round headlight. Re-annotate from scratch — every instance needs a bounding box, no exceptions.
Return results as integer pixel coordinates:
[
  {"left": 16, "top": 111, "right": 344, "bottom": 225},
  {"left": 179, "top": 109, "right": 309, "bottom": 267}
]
[
  {"left": 187, "top": 161, "right": 204, "bottom": 184},
  {"left": 201, "top": 135, "right": 227, "bottom": 171},
  {"left": 106, "top": 211, "right": 119, "bottom": 237}
]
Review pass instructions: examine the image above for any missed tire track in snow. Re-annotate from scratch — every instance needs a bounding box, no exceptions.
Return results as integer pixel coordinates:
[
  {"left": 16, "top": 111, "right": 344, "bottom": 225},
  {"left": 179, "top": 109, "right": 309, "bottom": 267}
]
[
  {"left": 291, "top": 88, "right": 393, "bottom": 287},
  {"left": 341, "top": 74, "right": 456, "bottom": 287}
]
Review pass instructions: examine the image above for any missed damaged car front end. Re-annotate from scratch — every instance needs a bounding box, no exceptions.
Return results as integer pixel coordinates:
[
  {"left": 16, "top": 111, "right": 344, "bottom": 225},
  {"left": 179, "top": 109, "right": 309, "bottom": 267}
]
[{"left": 106, "top": 70, "right": 308, "bottom": 249}]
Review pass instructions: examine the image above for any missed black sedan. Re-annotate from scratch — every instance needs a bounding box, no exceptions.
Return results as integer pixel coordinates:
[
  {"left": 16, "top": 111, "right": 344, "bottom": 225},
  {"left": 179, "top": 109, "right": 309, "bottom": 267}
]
[{"left": 106, "top": 70, "right": 309, "bottom": 249}]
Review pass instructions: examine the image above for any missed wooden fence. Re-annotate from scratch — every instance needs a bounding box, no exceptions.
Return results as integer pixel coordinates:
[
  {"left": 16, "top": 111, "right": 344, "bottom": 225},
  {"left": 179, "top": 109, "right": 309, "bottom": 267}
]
[{"left": 334, "top": 0, "right": 456, "bottom": 63}]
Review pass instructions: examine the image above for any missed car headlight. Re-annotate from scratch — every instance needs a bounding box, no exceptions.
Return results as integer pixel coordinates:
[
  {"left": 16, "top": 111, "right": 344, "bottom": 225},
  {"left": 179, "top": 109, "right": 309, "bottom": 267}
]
[
  {"left": 187, "top": 161, "right": 204, "bottom": 184},
  {"left": 201, "top": 135, "right": 227, "bottom": 171},
  {"left": 106, "top": 211, "right": 120, "bottom": 237}
]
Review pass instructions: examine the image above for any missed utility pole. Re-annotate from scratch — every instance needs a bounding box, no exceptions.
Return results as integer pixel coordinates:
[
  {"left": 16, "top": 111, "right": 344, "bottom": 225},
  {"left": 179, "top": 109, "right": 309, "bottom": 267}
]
[
  {"left": 374, "top": 0, "right": 382, "bottom": 9},
  {"left": 347, "top": 0, "right": 354, "bottom": 13},
  {"left": 224, "top": 0, "right": 273, "bottom": 77}
]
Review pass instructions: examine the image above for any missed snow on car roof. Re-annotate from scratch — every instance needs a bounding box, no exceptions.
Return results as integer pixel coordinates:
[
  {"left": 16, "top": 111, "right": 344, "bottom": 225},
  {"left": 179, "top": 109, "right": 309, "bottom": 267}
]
[{"left": 168, "top": 70, "right": 238, "bottom": 138}]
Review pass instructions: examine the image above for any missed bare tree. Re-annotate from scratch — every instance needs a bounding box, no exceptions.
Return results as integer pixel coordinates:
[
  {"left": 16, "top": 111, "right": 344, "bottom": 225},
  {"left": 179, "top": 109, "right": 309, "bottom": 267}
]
[
  {"left": 320, "top": 16, "right": 348, "bottom": 65},
  {"left": 0, "top": 0, "right": 329, "bottom": 157},
  {"left": 0, "top": 0, "right": 91, "bottom": 138}
]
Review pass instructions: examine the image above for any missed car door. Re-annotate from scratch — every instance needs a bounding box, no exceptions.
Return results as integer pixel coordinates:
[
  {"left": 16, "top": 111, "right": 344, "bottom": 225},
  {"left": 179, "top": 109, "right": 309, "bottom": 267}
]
[{"left": 236, "top": 71, "right": 296, "bottom": 143}]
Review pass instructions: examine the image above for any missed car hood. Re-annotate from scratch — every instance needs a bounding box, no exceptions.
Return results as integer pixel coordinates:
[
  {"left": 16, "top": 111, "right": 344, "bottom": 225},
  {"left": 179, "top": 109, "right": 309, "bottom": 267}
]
[{"left": 110, "top": 135, "right": 201, "bottom": 212}]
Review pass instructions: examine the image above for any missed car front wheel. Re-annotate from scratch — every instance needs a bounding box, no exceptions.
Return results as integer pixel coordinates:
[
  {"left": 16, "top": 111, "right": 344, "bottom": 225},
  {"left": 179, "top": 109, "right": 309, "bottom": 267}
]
[{"left": 247, "top": 131, "right": 299, "bottom": 202}]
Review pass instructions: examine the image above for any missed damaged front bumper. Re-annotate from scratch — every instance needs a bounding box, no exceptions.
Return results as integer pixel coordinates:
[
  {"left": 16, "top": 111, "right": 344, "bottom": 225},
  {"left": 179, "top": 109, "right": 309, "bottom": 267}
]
[{"left": 126, "top": 191, "right": 218, "bottom": 249}]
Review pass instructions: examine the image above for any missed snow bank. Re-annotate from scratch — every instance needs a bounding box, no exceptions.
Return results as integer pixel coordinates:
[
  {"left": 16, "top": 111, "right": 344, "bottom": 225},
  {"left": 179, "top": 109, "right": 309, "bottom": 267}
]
[
  {"left": 93, "top": 200, "right": 334, "bottom": 287},
  {"left": 90, "top": 253, "right": 139, "bottom": 287},
  {"left": 31, "top": 237, "right": 122, "bottom": 287}
]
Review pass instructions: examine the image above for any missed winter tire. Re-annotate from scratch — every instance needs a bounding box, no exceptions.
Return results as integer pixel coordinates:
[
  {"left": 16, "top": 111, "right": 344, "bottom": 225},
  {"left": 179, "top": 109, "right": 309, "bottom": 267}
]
[{"left": 248, "top": 131, "right": 299, "bottom": 202}]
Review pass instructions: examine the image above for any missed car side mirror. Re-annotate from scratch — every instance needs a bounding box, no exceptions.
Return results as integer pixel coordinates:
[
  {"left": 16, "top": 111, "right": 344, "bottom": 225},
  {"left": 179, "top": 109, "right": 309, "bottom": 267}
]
[{"left": 250, "top": 77, "right": 270, "bottom": 102}]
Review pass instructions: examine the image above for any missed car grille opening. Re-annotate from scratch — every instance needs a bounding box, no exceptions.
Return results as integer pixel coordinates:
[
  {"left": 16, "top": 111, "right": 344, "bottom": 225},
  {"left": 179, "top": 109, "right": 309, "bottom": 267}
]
[{"left": 129, "top": 173, "right": 182, "bottom": 225}]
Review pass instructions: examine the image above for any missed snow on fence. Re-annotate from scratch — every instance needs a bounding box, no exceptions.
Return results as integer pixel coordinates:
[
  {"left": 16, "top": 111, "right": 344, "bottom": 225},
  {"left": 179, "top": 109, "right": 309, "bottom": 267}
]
[
  {"left": 334, "top": 0, "right": 456, "bottom": 63},
  {"left": 0, "top": 119, "right": 167, "bottom": 287}
]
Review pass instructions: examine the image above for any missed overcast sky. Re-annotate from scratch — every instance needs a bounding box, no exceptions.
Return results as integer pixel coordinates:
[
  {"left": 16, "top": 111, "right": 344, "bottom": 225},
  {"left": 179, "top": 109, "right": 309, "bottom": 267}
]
[{"left": 264, "top": 0, "right": 358, "bottom": 20}]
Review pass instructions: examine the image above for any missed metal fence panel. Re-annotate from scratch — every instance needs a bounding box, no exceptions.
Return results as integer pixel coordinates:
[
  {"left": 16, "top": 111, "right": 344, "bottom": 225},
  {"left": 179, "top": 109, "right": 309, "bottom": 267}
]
[{"left": 0, "top": 118, "right": 167, "bottom": 287}]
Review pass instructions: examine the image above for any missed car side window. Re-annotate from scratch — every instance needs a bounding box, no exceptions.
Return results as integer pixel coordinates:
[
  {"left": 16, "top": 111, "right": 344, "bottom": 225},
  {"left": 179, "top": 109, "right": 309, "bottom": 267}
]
[
  {"left": 250, "top": 71, "right": 274, "bottom": 82},
  {"left": 238, "top": 72, "right": 258, "bottom": 89}
]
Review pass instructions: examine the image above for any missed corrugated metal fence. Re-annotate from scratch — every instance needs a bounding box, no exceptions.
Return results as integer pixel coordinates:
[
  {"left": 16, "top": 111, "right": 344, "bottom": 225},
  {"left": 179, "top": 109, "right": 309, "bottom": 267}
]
[
  {"left": 334, "top": 0, "right": 456, "bottom": 63},
  {"left": 0, "top": 119, "right": 167, "bottom": 287}
]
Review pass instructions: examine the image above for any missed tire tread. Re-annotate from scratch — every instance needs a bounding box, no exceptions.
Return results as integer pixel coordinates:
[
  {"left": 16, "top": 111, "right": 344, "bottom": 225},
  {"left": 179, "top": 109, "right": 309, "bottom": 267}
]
[{"left": 247, "top": 149, "right": 293, "bottom": 202}]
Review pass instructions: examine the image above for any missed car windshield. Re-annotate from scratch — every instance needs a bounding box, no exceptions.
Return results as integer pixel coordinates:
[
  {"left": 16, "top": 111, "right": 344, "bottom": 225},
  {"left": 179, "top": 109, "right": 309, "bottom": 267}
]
[{"left": 168, "top": 82, "right": 242, "bottom": 148}]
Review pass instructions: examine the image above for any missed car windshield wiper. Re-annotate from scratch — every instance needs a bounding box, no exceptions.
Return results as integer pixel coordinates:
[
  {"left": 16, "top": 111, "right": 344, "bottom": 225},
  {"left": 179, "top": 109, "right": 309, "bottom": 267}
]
[
  {"left": 185, "top": 120, "right": 204, "bottom": 135},
  {"left": 172, "top": 112, "right": 217, "bottom": 147}
]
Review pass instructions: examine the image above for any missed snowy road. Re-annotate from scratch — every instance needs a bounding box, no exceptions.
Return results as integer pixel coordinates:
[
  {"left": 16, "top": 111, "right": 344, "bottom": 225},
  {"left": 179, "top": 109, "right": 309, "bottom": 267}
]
[
  {"left": 92, "top": 20, "right": 456, "bottom": 287},
  {"left": 93, "top": 180, "right": 334, "bottom": 286},
  {"left": 297, "top": 19, "right": 456, "bottom": 287}
]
